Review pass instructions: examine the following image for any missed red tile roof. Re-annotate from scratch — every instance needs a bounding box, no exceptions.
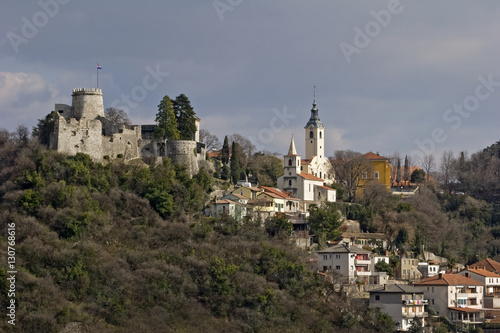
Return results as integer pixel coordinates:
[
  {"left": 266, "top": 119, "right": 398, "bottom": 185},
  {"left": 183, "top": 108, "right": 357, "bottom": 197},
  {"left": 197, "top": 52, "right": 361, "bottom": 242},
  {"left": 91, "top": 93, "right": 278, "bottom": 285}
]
[
  {"left": 260, "top": 186, "right": 299, "bottom": 200},
  {"left": 364, "top": 152, "right": 389, "bottom": 161},
  {"left": 301, "top": 159, "right": 312, "bottom": 165},
  {"left": 465, "top": 268, "right": 500, "bottom": 278},
  {"left": 414, "top": 274, "right": 484, "bottom": 286},
  {"left": 469, "top": 258, "right": 500, "bottom": 273},
  {"left": 315, "top": 184, "right": 335, "bottom": 191},
  {"left": 297, "top": 172, "right": 324, "bottom": 181},
  {"left": 448, "top": 307, "right": 483, "bottom": 313}
]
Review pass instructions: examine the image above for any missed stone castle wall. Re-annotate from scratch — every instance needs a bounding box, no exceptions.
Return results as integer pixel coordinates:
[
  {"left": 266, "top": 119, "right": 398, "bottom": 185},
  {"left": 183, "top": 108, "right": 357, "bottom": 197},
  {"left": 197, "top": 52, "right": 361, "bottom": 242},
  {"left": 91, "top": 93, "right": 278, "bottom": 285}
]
[{"left": 50, "top": 88, "right": 205, "bottom": 175}]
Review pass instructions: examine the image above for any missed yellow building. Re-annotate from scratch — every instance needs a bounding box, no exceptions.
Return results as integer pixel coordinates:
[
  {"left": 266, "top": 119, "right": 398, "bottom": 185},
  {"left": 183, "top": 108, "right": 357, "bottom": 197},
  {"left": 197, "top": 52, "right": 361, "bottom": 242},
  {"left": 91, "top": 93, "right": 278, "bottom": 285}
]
[{"left": 356, "top": 152, "right": 391, "bottom": 197}]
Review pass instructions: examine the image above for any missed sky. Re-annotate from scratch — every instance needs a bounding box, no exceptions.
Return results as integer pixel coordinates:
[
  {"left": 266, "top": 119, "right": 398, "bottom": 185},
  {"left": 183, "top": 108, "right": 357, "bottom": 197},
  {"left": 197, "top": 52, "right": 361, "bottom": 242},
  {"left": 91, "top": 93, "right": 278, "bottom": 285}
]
[{"left": 1, "top": 0, "right": 499, "bottom": 164}]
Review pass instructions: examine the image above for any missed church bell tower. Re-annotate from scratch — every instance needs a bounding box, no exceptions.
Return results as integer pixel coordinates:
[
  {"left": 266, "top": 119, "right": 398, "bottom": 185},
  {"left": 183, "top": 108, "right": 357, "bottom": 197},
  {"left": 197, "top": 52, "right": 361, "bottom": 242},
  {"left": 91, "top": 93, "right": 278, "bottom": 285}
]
[{"left": 304, "top": 91, "right": 324, "bottom": 160}]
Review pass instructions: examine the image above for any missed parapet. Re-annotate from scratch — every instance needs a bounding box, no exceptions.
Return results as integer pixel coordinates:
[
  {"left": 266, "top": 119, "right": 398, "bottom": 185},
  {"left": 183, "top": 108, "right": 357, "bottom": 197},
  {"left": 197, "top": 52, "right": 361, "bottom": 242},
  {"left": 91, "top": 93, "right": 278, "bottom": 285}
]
[{"left": 72, "top": 88, "right": 103, "bottom": 95}]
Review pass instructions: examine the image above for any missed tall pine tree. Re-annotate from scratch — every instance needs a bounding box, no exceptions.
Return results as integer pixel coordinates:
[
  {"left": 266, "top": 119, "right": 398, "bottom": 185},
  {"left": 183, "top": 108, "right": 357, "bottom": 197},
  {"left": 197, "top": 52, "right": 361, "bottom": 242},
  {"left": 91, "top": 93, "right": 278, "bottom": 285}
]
[
  {"left": 221, "top": 136, "right": 230, "bottom": 165},
  {"left": 230, "top": 141, "right": 241, "bottom": 184},
  {"left": 154, "top": 95, "right": 180, "bottom": 140},
  {"left": 173, "top": 94, "right": 197, "bottom": 140},
  {"left": 403, "top": 155, "right": 410, "bottom": 183}
]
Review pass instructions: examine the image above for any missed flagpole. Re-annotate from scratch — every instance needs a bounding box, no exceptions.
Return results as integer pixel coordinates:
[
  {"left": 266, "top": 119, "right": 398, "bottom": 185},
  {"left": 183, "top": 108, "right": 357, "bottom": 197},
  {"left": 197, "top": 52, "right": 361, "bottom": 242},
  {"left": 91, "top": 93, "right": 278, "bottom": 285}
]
[{"left": 97, "top": 62, "right": 99, "bottom": 88}]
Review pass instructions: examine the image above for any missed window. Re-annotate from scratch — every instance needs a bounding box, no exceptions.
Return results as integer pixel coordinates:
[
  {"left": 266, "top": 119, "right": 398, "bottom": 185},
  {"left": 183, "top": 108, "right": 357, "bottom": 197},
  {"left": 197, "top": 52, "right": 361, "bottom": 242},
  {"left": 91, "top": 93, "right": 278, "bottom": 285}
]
[
  {"left": 374, "top": 172, "right": 379, "bottom": 179},
  {"left": 432, "top": 299, "right": 435, "bottom": 305},
  {"left": 310, "top": 131, "right": 314, "bottom": 138},
  {"left": 288, "top": 159, "right": 292, "bottom": 166},
  {"left": 323, "top": 255, "right": 328, "bottom": 260},
  {"left": 289, "top": 180, "right": 292, "bottom": 186},
  {"left": 336, "top": 254, "right": 340, "bottom": 259},
  {"left": 336, "top": 265, "right": 341, "bottom": 270},
  {"left": 362, "top": 171, "right": 367, "bottom": 179},
  {"left": 375, "top": 295, "right": 380, "bottom": 301},
  {"left": 319, "top": 131, "right": 322, "bottom": 139},
  {"left": 319, "top": 172, "right": 322, "bottom": 178}
]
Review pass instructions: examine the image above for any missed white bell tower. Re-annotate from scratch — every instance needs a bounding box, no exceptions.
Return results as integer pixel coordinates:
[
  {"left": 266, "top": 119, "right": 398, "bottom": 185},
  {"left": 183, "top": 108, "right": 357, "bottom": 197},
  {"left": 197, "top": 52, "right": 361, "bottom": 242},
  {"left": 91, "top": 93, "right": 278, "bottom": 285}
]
[{"left": 304, "top": 89, "right": 324, "bottom": 160}]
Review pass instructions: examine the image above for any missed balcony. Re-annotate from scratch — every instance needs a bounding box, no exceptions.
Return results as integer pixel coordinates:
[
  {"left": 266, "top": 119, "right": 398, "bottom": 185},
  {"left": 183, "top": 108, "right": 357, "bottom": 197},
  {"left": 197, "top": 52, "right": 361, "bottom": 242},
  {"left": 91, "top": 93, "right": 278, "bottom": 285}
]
[
  {"left": 402, "top": 299, "right": 429, "bottom": 306},
  {"left": 355, "top": 258, "right": 371, "bottom": 265},
  {"left": 403, "top": 311, "right": 428, "bottom": 318}
]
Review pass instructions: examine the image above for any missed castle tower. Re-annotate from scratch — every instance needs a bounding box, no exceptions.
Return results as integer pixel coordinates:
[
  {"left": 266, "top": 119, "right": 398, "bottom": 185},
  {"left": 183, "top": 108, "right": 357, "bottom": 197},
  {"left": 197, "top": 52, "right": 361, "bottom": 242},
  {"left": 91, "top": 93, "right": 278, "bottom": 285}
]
[
  {"left": 304, "top": 95, "right": 324, "bottom": 160},
  {"left": 71, "top": 88, "right": 104, "bottom": 120}
]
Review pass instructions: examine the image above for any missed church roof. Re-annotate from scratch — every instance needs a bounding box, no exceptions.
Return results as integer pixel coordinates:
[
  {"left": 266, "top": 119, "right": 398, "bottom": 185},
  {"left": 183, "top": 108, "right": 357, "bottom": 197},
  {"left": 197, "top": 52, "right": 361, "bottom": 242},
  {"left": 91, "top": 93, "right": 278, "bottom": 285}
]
[
  {"left": 286, "top": 137, "right": 297, "bottom": 156},
  {"left": 297, "top": 172, "right": 324, "bottom": 181},
  {"left": 304, "top": 99, "right": 323, "bottom": 129}
]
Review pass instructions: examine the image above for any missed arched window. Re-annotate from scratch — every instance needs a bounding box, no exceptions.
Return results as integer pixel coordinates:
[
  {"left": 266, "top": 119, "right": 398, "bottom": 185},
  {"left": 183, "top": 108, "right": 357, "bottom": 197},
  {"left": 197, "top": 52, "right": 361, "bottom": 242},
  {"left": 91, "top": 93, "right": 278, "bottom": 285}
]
[
  {"left": 320, "top": 131, "right": 322, "bottom": 139},
  {"left": 320, "top": 172, "right": 322, "bottom": 178},
  {"left": 309, "top": 131, "right": 314, "bottom": 138},
  {"left": 289, "top": 180, "right": 292, "bottom": 186},
  {"left": 288, "top": 158, "right": 292, "bottom": 166}
]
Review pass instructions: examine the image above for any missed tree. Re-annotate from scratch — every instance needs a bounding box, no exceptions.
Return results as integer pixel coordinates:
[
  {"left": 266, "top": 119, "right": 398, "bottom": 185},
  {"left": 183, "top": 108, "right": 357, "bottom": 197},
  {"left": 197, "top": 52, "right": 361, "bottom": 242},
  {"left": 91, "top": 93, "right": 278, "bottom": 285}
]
[
  {"left": 105, "top": 107, "right": 131, "bottom": 126},
  {"left": 199, "top": 129, "right": 221, "bottom": 151},
  {"left": 265, "top": 215, "right": 293, "bottom": 238},
  {"left": 173, "top": 94, "right": 197, "bottom": 140},
  {"left": 330, "top": 150, "right": 373, "bottom": 202},
  {"left": 420, "top": 154, "right": 435, "bottom": 183},
  {"left": 153, "top": 95, "right": 180, "bottom": 140},
  {"left": 221, "top": 136, "right": 230, "bottom": 165},
  {"left": 411, "top": 169, "right": 426, "bottom": 184},
  {"left": 308, "top": 202, "right": 343, "bottom": 248},
  {"left": 440, "top": 150, "right": 455, "bottom": 191},
  {"left": 396, "top": 158, "right": 402, "bottom": 184},
  {"left": 228, "top": 133, "right": 255, "bottom": 168},
  {"left": 407, "top": 318, "right": 424, "bottom": 333},
  {"left": 374, "top": 260, "right": 394, "bottom": 277},
  {"left": 230, "top": 141, "right": 241, "bottom": 184},
  {"left": 32, "top": 111, "right": 56, "bottom": 146},
  {"left": 13, "top": 125, "right": 30, "bottom": 145},
  {"left": 404, "top": 155, "right": 411, "bottom": 183}
]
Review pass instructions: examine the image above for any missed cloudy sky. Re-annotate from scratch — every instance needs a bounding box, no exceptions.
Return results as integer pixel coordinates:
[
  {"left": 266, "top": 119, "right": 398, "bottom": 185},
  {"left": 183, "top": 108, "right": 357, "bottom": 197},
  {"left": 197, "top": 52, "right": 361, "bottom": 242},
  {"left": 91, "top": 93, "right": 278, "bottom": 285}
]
[{"left": 1, "top": 0, "right": 499, "bottom": 163}]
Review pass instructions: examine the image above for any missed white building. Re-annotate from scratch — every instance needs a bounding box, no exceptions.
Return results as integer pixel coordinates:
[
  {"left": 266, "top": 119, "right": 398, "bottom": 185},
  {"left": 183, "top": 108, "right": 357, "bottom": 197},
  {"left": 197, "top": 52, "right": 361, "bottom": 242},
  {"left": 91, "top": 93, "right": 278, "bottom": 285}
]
[
  {"left": 317, "top": 243, "right": 387, "bottom": 285},
  {"left": 413, "top": 273, "right": 485, "bottom": 329},
  {"left": 458, "top": 268, "right": 500, "bottom": 308}
]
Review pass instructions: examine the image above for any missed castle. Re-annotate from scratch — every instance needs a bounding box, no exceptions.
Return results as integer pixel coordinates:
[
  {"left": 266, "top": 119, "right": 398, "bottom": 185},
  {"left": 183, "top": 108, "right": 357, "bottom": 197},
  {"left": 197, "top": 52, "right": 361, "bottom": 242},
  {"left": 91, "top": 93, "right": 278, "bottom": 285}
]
[{"left": 49, "top": 88, "right": 206, "bottom": 174}]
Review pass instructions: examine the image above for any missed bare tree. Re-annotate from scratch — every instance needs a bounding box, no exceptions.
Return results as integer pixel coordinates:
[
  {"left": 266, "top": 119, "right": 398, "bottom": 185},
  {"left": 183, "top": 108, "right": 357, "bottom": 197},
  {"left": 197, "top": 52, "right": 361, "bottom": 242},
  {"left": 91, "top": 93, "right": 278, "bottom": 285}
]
[
  {"left": 199, "top": 129, "right": 221, "bottom": 151},
  {"left": 329, "top": 150, "right": 373, "bottom": 202},
  {"left": 105, "top": 107, "right": 131, "bottom": 126},
  {"left": 389, "top": 152, "right": 402, "bottom": 185},
  {"left": 228, "top": 133, "right": 255, "bottom": 169},
  {"left": 12, "top": 125, "right": 30, "bottom": 144},
  {"left": 420, "top": 154, "right": 435, "bottom": 183},
  {"left": 440, "top": 150, "right": 455, "bottom": 191}
]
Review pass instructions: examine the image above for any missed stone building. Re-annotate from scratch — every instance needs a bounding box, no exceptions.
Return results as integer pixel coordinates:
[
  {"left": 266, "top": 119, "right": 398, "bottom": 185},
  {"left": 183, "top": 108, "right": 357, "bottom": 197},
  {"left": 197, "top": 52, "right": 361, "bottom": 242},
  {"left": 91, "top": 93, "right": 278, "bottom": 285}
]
[{"left": 49, "top": 88, "right": 205, "bottom": 175}]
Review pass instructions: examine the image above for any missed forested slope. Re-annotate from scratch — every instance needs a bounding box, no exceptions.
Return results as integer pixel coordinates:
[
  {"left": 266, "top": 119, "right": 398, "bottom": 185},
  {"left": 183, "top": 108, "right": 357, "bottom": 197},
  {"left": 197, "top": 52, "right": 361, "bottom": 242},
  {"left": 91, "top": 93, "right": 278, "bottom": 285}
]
[{"left": 0, "top": 136, "right": 392, "bottom": 333}]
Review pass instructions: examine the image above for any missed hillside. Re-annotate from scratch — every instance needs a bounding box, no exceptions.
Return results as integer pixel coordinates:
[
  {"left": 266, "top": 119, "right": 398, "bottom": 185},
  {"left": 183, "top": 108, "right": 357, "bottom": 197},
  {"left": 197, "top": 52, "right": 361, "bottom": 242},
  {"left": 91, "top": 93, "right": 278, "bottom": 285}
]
[{"left": 0, "top": 136, "right": 392, "bottom": 332}]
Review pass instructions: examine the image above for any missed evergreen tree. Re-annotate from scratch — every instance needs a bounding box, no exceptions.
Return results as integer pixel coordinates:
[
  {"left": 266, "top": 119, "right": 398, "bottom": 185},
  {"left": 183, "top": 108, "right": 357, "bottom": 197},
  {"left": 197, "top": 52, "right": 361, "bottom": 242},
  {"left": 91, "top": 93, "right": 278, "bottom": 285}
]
[
  {"left": 230, "top": 141, "right": 241, "bottom": 184},
  {"left": 173, "top": 94, "right": 197, "bottom": 140},
  {"left": 396, "top": 158, "right": 401, "bottom": 184},
  {"left": 32, "top": 111, "right": 56, "bottom": 146},
  {"left": 154, "top": 95, "right": 180, "bottom": 140},
  {"left": 404, "top": 155, "right": 410, "bottom": 182},
  {"left": 221, "top": 136, "right": 230, "bottom": 165}
]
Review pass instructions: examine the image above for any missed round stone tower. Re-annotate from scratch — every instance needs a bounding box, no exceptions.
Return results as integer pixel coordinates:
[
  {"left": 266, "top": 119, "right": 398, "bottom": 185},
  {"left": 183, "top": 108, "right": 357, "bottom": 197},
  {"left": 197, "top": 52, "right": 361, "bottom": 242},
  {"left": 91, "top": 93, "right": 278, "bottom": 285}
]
[{"left": 71, "top": 88, "right": 104, "bottom": 120}]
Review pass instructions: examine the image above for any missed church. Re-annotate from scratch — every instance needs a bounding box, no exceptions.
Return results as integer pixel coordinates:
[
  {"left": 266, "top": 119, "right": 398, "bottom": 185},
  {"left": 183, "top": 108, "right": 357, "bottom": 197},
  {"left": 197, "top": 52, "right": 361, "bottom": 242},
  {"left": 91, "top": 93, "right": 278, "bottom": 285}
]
[{"left": 277, "top": 97, "right": 336, "bottom": 208}]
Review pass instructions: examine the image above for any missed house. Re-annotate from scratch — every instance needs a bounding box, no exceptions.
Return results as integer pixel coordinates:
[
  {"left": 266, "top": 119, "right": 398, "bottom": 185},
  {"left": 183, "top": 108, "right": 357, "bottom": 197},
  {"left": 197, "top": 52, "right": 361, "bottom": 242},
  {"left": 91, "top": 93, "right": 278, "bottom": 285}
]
[
  {"left": 356, "top": 152, "right": 391, "bottom": 198},
  {"left": 284, "top": 213, "right": 314, "bottom": 249},
  {"left": 260, "top": 186, "right": 301, "bottom": 213},
  {"left": 340, "top": 232, "right": 388, "bottom": 250},
  {"left": 417, "top": 261, "right": 442, "bottom": 278},
  {"left": 209, "top": 199, "right": 248, "bottom": 222},
  {"left": 231, "top": 186, "right": 262, "bottom": 200},
  {"left": 457, "top": 268, "right": 500, "bottom": 308},
  {"left": 469, "top": 258, "right": 500, "bottom": 274},
  {"left": 221, "top": 192, "right": 249, "bottom": 205},
  {"left": 317, "top": 243, "right": 387, "bottom": 285},
  {"left": 413, "top": 273, "right": 485, "bottom": 328},
  {"left": 398, "top": 257, "right": 422, "bottom": 282},
  {"left": 369, "top": 284, "right": 428, "bottom": 331}
]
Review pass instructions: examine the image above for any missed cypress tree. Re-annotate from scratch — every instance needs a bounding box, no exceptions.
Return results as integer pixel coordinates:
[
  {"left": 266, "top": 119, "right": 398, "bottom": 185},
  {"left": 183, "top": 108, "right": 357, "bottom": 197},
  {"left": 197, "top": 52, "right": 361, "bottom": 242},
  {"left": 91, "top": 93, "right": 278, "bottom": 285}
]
[
  {"left": 173, "top": 94, "right": 197, "bottom": 140},
  {"left": 154, "top": 95, "right": 180, "bottom": 140},
  {"left": 230, "top": 141, "right": 241, "bottom": 184},
  {"left": 221, "top": 136, "right": 230, "bottom": 165}
]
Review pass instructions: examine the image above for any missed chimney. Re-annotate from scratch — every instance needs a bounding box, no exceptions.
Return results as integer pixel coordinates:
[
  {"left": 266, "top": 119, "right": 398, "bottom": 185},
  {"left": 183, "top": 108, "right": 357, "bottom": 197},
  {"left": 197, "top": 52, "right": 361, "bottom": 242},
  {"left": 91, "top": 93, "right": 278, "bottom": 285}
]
[
  {"left": 384, "top": 284, "right": 388, "bottom": 291},
  {"left": 439, "top": 273, "right": 443, "bottom": 279}
]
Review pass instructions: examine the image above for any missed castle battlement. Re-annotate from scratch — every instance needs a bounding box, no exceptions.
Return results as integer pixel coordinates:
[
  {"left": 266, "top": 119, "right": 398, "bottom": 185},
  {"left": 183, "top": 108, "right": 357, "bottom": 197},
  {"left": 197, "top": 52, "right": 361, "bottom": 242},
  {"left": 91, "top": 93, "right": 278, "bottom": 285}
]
[{"left": 72, "top": 87, "right": 102, "bottom": 95}]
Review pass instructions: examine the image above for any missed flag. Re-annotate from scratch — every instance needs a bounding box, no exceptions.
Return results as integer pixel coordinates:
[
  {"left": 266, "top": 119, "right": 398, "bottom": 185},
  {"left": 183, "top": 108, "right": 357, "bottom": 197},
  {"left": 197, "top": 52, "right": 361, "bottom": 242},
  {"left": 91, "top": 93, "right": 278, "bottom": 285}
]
[{"left": 97, "top": 63, "right": 102, "bottom": 69}]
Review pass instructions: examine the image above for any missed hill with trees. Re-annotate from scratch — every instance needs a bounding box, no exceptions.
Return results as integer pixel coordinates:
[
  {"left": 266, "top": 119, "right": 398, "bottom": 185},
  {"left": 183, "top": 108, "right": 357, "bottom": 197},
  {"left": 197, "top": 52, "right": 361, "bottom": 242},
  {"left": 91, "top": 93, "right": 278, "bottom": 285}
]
[{"left": 0, "top": 131, "right": 393, "bottom": 333}]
